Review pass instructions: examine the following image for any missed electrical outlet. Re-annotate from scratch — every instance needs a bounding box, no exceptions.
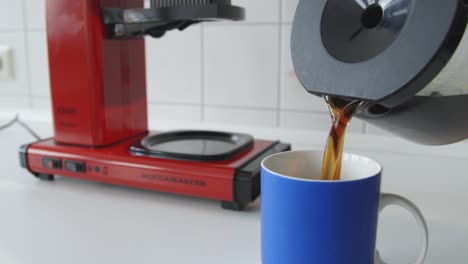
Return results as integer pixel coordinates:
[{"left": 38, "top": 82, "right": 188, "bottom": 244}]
[{"left": 0, "top": 46, "right": 14, "bottom": 81}]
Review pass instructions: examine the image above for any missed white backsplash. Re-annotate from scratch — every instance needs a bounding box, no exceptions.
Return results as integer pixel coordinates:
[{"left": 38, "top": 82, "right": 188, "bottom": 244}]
[{"left": 0, "top": 0, "right": 403, "bottom": 138}]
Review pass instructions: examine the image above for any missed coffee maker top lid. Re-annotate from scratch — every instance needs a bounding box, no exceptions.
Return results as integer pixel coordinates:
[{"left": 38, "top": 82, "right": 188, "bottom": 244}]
[{"left": 291, "top": 0, "right": 467, "bottom": 107}]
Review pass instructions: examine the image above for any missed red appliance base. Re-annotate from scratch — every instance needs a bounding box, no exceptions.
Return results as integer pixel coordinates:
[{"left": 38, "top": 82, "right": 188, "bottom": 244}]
[{"left": 19, "top": 132, "right": 290, "bottom": 210}]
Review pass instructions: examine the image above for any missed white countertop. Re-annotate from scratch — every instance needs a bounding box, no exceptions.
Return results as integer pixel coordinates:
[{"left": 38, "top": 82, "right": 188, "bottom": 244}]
[{"left": 0, "top": 111, "right": 467, "bottom": 264}]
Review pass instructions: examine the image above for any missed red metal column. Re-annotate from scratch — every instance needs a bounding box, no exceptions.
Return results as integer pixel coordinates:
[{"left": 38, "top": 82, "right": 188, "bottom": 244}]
[{"left": 46, "top": 0, "right": 147, "bottom": 147}]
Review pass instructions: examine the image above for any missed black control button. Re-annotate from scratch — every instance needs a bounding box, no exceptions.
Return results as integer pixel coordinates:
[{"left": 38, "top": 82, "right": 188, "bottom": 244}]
[
  {"left": 42, "top": 158, "right": 62, "bottom": 170},
  {"left": 95, "top": 166, "right": 100, "bottom": 173},
  {"left": 64, "top": 161, "right": 86, "bottom": 173}
]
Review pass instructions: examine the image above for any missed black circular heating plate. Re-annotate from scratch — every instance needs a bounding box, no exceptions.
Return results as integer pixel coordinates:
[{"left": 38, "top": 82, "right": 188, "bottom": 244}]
[
  {"left": 292, "top": 0, "right": 467, "bottom": 107},
  {"left": 130, "top": 131, "right": 254, "bottom": 162}
]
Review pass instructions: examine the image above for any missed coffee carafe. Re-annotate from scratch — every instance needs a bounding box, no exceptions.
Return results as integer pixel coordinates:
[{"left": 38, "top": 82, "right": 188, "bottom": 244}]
[{"left": 291, "top": 0, "right": 468, "bottom": 145}]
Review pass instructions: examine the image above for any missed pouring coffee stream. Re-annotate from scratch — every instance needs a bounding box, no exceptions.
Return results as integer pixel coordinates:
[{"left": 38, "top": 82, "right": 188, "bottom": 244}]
[{"left": 321, "top": 97, "right": 364, "bottom": 181}]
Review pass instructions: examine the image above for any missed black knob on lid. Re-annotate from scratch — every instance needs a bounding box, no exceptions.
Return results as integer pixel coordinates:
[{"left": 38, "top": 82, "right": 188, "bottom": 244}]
[{"left": 321, "top": 0, "right": 410, "bottom": 64}]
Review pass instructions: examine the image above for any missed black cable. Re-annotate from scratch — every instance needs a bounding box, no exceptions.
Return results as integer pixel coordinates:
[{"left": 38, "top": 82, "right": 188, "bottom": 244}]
[
  {"left": 0, "top": 115, "right": 41, "bottom": 141},
  {"left": 0, "top": 115, "right": 18, "bottom": 130}
]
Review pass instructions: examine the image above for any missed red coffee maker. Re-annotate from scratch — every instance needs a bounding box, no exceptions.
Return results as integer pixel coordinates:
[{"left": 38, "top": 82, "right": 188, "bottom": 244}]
[{"left": 19, "top": 0, "right": 290, "bottom": 210}]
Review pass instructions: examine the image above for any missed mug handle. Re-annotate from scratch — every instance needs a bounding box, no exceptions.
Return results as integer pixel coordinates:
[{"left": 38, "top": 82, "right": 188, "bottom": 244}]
[{"left": 375, "top": 193, "right": 429, "bottom": 264}]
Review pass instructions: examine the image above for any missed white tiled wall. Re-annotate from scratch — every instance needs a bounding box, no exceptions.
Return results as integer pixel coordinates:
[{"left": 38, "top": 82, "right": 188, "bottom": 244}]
[{"left": 0, "top": 0, "right": 373, "bottom": 135}]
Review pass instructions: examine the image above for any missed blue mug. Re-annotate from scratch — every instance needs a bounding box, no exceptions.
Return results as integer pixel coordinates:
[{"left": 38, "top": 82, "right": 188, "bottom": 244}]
[{"left": 261, "top": 150, "right": 429, "bottom": 264}]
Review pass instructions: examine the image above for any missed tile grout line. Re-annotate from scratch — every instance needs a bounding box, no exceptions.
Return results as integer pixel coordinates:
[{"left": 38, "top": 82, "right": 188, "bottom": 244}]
[
  {"left": 21, "top": 0, "right": 33, "bottom": 109},
  {"left": 200, "top": 24, "right": 206, "bottom": 122},
  {"left": 0, "top": 28, "right": 44, "bottom": 33},
  {"left": 276, "top": 0, "right": 284, "bottom": 128},
  {"left": 4, "top": 95, "right": 328, "bottom": 115},
  {"left": 148, "top": 101, "right": 329, "bottom": 114}
]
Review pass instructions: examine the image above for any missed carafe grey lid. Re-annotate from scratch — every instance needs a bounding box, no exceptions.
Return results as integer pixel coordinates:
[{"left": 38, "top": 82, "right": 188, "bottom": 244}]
[{"left": 291, "top": 0, "right": 467, "bottom": 107}]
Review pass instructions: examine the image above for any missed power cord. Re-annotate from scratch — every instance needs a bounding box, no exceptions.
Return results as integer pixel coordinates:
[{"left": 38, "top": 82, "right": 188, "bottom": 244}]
[{"left": 0, "top": 115, "right": 41, "bottom": 141}]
